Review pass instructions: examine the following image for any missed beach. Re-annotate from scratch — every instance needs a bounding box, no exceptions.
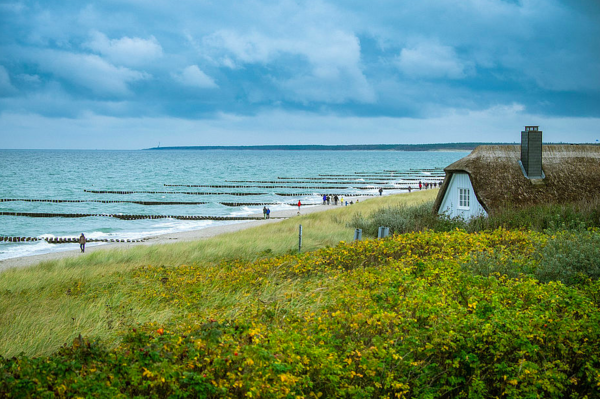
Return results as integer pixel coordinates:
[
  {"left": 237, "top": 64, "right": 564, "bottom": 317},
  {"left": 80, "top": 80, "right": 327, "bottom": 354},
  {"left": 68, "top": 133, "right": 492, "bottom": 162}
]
[
  {"left": 0, "top": 149, "right": 455, "bottom": 265},
  {"left": 0, "top": 201, "right": 349, "bottom": 271}
]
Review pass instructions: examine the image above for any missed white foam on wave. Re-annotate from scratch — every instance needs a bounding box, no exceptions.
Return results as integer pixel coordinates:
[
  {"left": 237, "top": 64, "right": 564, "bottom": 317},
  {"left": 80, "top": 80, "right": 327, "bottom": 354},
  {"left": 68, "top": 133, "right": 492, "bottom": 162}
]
[
  {"left": 269, "top": 203, "right": 293, "bottom": 211},
  {"left": 230, "top": 206, "right": 257, "bottom": 217},
  {"left": 0, "top": 219, "right": 226, "bottom": 261},
  {"left": 144, "top": 219, "right": 216, "bottom": 237}
]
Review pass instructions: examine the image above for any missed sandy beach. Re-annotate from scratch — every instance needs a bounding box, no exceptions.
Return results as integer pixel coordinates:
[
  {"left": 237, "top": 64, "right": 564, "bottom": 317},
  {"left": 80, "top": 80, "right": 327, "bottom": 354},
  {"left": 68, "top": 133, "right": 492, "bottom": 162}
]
[{"left": 0, "top": 199, "right": 364, "bottom": 271}]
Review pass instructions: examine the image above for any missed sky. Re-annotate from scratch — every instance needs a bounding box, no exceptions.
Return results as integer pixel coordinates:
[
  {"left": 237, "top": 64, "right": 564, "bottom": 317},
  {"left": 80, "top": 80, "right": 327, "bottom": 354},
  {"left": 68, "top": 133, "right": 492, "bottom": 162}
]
[{"left": 0, "top": 0, "right": 599, "bottom": 149}]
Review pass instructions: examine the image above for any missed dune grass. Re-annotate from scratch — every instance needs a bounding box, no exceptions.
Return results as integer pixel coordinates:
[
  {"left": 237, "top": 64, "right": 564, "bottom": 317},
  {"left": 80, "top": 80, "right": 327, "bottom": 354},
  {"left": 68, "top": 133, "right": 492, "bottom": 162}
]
[
  {"left": 2, "top": 189, "right": 600, "bottom": 397},
  {"left": 3, "top": 225, "right": 599, "bottom": 397},
  {"left": 0, "top": 190, "right": 438, "bottom": 357}
]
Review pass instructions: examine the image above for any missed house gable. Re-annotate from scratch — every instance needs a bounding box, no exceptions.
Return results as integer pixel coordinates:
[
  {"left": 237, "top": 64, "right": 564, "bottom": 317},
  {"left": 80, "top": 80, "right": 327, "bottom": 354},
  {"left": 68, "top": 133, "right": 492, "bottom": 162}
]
[{"left": 437, "top": 172, "right": 487, "bottom": 219}]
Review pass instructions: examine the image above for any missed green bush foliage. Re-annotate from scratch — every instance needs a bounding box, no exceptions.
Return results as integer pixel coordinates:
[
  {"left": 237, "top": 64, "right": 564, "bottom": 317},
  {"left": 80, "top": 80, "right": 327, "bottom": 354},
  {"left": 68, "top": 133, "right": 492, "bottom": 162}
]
[
  {"left": 536, "top": 230, "right": 600, "bottom": 285},
  {"left": 350, "top": 202, "right": 464, "bottom": 236},
  {"left": 350, "top": 197, "right": 600, "bottom": 236},
  {"left": 2, "top": 229, "right": 600, "bottom": 398}
]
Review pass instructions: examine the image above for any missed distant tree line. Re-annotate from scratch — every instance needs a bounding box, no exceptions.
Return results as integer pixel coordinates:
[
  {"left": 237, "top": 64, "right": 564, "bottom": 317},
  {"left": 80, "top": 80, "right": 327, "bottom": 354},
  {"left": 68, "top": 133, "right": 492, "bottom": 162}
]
[{"left": 145, "top": 143, "right": 517, "bottom": 151}]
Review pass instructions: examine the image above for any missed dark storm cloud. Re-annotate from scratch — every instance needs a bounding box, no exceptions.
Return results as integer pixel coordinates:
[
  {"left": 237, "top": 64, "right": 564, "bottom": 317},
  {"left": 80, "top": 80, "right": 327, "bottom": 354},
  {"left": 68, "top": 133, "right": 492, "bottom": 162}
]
[{"left": 0, "top": 0, "right": 598, "bottom": 148}]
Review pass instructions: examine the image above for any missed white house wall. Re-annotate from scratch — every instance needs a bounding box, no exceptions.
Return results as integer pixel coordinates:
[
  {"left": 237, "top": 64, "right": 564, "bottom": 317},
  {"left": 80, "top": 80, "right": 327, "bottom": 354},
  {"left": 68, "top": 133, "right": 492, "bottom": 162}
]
[{"left": 438, "top": 173, "right": 487, "bottom": 219}]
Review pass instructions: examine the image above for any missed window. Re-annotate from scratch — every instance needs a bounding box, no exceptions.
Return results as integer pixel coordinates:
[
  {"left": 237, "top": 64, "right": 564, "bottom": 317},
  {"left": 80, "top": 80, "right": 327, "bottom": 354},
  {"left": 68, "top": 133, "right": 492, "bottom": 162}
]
[{"left": 458, "top": 188, "right": 470, "bottom": 209}]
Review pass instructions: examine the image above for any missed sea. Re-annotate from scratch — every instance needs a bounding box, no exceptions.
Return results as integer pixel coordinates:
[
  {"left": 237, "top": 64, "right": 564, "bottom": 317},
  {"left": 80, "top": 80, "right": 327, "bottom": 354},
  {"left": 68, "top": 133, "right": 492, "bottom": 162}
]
[{"left": 0, "top": 149, "right": 467, "bottom": 261}]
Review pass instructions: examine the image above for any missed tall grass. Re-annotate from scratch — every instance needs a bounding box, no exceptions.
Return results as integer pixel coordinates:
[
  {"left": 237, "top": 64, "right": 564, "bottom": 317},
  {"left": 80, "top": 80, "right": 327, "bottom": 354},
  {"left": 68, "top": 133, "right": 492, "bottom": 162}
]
[
  {"left": 468, "top": 197, "right": 600, "bottom": 232},
  {"left": 0, "top": 191, "right": 438, "bottom": 357},
  {"left": 350, "top": 195, "right": 600, "bottom": 236}
]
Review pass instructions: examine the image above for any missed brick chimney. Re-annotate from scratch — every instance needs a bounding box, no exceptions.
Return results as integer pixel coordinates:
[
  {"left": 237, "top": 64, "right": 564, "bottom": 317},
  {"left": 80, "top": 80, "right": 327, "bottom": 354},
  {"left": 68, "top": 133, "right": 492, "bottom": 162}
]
[{"left": 520, "top": 126, "right": 544, "bottom": 179}]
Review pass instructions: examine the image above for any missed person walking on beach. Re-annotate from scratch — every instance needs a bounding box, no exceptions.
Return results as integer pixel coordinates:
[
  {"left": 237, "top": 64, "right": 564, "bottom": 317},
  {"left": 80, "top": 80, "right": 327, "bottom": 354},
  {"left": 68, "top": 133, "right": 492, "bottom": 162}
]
[
  {"left": 79, "top": 233, "right": 86, "bottom": 253},
  {"left": 323, "top": 194, "right": 327, "bottom": 205},
  {"left": 297, "top": 200, "right": 302, "bottom": 212},
  {"left": 378, "top": 188, "right": 383, "bottom": 196},
  {"left": 326, "top": 195, "right": 330, "bottom": 205},
  {"left": 266, "top": 208, "right": 271, "bottom": 219},
  {"left": 263, "top": 206, "right": 267, "bottom": 219}
]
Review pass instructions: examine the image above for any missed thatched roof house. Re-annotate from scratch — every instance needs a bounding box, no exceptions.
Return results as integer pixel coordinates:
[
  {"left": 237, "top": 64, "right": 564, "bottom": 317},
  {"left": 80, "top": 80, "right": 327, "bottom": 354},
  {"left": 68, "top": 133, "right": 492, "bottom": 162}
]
[{"left": 433, "top": 144, "right": 600, "bottom": 217}]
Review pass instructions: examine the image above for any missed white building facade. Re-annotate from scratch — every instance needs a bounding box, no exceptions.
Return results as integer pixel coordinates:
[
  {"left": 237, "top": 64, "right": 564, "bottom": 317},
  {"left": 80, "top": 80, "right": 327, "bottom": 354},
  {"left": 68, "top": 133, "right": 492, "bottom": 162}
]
[{"left": 437, "top": 172, "right": 487, "bottom": 219}]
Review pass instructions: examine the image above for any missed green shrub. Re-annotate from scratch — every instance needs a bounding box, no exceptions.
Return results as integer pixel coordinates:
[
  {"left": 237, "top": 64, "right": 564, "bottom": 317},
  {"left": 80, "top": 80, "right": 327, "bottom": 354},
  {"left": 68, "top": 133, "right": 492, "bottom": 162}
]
[
  {"left": 349, "top": 202, "right": 466, "bottom": 236},
  {"left": 460, "top": 230, "right": 600, "bottom": 286},
  {"left": 536, "top": 230, "right": 600, "bottom": 285},
  {"left": 461, "top": 250, "right": 537, "bottom": 279},
  {"left": 350, "top": 197, "right": 600, "bottom": 236}
]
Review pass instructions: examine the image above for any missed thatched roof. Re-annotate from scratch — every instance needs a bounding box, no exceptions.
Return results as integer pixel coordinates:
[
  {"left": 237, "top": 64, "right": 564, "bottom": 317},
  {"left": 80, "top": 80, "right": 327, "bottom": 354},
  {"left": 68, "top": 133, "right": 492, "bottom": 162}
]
[{"left": 433, "top": 145, "right": 600, "bottom": 214}]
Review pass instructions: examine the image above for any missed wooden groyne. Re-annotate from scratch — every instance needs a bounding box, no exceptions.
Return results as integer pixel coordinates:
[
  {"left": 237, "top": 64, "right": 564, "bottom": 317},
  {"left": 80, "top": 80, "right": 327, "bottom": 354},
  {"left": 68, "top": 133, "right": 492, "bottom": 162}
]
[
  {"left": 0, "top": 236, "right": 146, "bottom": 243},
  {"left": 225, "top": 180, "right": 396, "bottom": 185},
  {"left": 0, "top": 199, "right": 207, "bottom": 205},
  {"left": 218, "top": 202, "right": 319, "bottom": 207},
  {"left": 208, "top": 180, "right": 443, "bottom": 186},
  {"left": 82, "top": 190, "right": 377, "bottom": 197},
  {"left": 84, "top": 190, "right": 266, "bottom": 196},
  {"left": 0, "top": 212, "right": 281, "bottom": 221},
  {"left": 164, "top": 184, "right": 414, "bottom": 190},
  {"left": 277, "top": 177, "right": 388, "bottom": 180},
  {"left": 277, "top": 176, "right": 443, "bottom": 181},
  {"left": 273, "top": 193, "right": 375, "bottom": 197}
]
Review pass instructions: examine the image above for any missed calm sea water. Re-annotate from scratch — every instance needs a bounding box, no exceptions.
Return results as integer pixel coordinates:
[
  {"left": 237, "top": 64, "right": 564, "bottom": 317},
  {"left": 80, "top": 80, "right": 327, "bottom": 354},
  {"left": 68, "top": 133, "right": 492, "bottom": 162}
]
[{"left": 0, "top": 149, "right": 466, "bottom": 260}]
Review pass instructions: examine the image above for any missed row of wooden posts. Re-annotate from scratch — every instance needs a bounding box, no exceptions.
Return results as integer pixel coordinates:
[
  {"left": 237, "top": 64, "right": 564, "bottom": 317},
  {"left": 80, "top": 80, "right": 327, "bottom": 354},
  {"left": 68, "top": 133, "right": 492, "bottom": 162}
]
[
  {"left": 323, "top": 168, "right": 444, "bottom": 174},
  {"left": 277, "top": 176, "right": 443, "bottom": 181},
  {"left": 162, "top": 184, "right": 423, "bottom": 190},
  {"left": 0, "top": 199, "right": 318, "bottom": 207},
  {"left": 320, "top": 174, "right": 444, "bottom": 177},
  {"left": 0, "top": 199, "right": 208, "bottom": 205},
  {"left": 0, "top": 212, "right": 277, "bottom": 221},
  {"left": 0, "top": 236, "right": 145, "bottom": 243},
  {"left": 225, "top": 180, "right": 428, "bottom": 184},
  {"left": 83, "top": 190, "right": 378, "bottom": 196}
]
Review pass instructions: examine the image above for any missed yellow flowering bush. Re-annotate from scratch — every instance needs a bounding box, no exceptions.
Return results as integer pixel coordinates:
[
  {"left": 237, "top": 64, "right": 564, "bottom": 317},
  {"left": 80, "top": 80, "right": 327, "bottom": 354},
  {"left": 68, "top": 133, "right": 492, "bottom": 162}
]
[{"left": 2, "top": 229, "right": 600, "bottom": 398}]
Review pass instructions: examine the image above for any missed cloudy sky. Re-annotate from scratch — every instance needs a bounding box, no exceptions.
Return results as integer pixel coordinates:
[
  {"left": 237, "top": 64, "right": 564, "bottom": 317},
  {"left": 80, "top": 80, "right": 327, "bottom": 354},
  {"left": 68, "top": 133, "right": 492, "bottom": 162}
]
[{"left": 1, "top": 0, "right": 599, "bottom": 149}]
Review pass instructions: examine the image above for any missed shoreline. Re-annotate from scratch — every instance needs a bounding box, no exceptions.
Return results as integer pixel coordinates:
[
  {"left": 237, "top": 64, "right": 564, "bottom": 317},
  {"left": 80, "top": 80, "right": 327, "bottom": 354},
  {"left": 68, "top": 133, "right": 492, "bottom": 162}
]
[{"left": 0, "top": 199, "right": 365, "bottom": 271}]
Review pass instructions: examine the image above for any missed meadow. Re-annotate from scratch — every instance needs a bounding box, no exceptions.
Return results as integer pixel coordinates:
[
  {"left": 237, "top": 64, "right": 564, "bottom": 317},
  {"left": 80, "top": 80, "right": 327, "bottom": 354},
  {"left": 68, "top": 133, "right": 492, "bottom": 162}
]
[{"left": 1, "top": 190, "right": 599, "bottom": 398}]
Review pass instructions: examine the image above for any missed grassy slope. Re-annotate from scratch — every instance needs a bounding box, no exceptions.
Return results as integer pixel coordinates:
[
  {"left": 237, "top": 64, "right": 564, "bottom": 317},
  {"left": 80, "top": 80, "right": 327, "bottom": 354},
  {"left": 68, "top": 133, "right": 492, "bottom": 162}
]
[{"left": 0, "top": 190, "right": 438, "bottom": 357}]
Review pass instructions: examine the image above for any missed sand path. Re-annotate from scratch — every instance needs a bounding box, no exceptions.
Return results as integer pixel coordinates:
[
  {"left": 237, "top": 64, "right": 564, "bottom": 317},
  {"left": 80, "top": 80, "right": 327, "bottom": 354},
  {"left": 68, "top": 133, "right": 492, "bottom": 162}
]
[{"left": 0, "top": 198, "right": 366, "bottom": 271}]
